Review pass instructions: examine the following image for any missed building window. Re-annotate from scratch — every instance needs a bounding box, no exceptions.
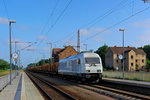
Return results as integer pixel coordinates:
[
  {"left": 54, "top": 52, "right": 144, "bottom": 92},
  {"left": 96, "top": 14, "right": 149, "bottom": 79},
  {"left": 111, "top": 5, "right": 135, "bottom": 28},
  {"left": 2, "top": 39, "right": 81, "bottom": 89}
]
[
  {"left": 121, "top": 59, "right": 123, "bottom": 63},
  {"left": 78, "top": 59, "right": 80, "bottom": 64},
  {"left": 131, "top": 63, "right": 133, "bottom": 66},
  {"left": 136, "top": 60, "right": 137, "bottom": 63},
  {"left": 142, "top": 59, "right": 144, "bottom": 63},
  {"left": 131, "top": 55, "right": 133, "bottom": 59},
  {"left": 116, "top": 60, "right": 118, "bottom": 63}
]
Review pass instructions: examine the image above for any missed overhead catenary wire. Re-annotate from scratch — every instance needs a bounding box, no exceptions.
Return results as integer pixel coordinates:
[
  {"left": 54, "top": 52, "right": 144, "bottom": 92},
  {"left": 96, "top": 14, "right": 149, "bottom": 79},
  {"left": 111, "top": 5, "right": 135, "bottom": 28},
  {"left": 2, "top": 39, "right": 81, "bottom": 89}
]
[
  {"left": 3, "top": 0, "right": 20, "bottom": 51},
  {"left": 19, "top": 0, "right": 72, "bottom": 50},
  {"left": 23, "top": 0, "right": 71, "bottom": 67},
  {"left": 2, "top": 0, "right": 10, "bottom": 20},
  {"left": 2, "top": 0, "right": 18, "bottom": 59},
  {"left": 81, "top": 0, "right": 129, "bottom": 29},
  {"left": 36, "top": 0, "right": 72, "bottom": 46},
  {"left": 81, "top": 5, "right": 150, "bottom": 43},
  {"left": 37, "top": 0, "right": 60, "bottom": 42},
  {"left": 53, "top": 0, "right": 130, "bottom": 46},
  {"left": 27, "top": 0, "right": 129, "bottom": 49}
]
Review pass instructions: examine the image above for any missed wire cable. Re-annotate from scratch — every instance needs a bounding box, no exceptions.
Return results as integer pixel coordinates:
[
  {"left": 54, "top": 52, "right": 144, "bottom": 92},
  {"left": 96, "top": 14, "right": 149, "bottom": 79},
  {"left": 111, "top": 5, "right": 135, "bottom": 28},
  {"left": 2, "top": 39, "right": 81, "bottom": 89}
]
[
  {"left": 36, "top": 0, "right": 72, "bottom": 46},
  {"left": 2, "top": 0, "right": 10, "bottom": 20},
  {"left": 53, "top": 0, "right": 129, "bottom": 45},
  {"left": 81, "top": 5, "right": 150, "bottom": 43},
  {"left": 37, "top": 0, "right": 60, "bottom": 42}
]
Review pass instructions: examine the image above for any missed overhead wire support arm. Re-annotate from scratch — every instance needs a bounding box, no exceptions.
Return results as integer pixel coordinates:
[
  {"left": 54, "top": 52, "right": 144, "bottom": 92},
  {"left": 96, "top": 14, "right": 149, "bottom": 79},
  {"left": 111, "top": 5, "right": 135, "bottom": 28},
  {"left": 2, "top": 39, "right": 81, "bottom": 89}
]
[{"left": 19, "top": 42, "right": 37, "bottom": 51}]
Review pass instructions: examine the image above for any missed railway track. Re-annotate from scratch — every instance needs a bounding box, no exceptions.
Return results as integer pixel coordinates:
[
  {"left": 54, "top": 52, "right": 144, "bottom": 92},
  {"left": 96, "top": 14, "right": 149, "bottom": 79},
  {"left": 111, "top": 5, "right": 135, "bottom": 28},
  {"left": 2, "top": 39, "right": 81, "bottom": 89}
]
[
  {"left": 55, "top": 76, "right": 150, "bottom": 100},
  {"left": 27, "top": 71, "right": 150, "bottom": 100},
  {"left": 26, "top": 72, "right": 76, "bottom": 100},
  {"left": 56, "top": 75, "right": 150, "bottom": 99},
  {"left": 79, "top": 84, "right": 150, "bottom": 100}
]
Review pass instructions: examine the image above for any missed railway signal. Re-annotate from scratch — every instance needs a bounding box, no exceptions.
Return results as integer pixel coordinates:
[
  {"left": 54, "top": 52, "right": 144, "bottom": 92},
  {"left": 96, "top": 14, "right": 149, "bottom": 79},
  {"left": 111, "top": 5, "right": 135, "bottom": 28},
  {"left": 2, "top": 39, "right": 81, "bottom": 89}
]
[
  {"left": 12, "top": 52, "right": 18, "bottom": 59},
  {"left": 14, "top": 58, "right": 17, "bottom": 62}
]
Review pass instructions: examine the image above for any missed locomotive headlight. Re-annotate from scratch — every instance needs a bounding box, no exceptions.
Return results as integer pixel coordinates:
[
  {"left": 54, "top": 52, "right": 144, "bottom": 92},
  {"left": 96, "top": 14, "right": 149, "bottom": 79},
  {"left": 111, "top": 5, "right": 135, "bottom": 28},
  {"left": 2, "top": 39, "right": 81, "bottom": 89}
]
[
  {"left": 86, "top": 70, "right": 90, "bottom": 72},
  {"left": 97, "top": 70, "right": 101, "bottom": 72}
]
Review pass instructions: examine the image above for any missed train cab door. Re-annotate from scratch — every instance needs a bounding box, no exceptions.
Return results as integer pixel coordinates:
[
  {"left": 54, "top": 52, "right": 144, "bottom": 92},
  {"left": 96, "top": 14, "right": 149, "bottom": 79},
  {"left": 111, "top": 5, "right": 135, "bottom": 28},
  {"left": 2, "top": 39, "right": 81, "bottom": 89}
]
[{"left": 72, "top": 60, "right": 76, "bottom": 72}]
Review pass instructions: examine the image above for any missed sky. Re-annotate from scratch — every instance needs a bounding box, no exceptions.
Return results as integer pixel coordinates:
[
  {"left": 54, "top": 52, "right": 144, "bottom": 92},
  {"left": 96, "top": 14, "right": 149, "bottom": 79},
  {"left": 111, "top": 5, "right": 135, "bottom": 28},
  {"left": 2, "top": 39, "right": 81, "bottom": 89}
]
[{"left": 0, "top": 0, "right": 150, "bottom": 67}]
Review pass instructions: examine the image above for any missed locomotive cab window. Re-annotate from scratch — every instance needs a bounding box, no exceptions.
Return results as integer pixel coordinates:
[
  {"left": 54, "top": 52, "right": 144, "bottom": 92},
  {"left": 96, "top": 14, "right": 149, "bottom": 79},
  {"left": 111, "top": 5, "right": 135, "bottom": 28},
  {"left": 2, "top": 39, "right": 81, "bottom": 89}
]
[
  {"left": 78, "top": 59, "right": 80, "bottom": 64},
  {"left": 85, "top": 58, "right": 100, "bottom": 64}
]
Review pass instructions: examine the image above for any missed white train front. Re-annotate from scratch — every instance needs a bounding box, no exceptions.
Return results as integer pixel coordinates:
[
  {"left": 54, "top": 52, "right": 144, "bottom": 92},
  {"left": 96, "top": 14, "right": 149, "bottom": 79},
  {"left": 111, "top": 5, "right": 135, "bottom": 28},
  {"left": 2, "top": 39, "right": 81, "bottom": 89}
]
[{"left": 58, "top": 52, "right": 103, "bottom": 81}]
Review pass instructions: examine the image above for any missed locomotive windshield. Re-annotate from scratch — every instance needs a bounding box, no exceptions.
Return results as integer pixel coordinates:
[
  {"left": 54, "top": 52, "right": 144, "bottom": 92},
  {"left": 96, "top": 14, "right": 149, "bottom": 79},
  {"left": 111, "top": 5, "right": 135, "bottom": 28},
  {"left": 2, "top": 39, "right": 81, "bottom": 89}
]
[{"left": 85, "top": 57, "right": 100, "bottom": 64}]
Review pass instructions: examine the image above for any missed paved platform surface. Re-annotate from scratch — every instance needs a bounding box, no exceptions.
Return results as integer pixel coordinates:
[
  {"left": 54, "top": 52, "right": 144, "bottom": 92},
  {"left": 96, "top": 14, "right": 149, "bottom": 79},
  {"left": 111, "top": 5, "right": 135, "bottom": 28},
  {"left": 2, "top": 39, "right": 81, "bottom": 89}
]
[
  {"left": 0, "top": 74, "right": 20, "bottom": 100},
  {"left": 21, "top": 72, "right": 44, "bottom": 100},
  {"left": 0, "top": 72, "right": 44, "bottom": 100},
  {"left": 103, "top": 78, "right": 150, "bottom": 88}
]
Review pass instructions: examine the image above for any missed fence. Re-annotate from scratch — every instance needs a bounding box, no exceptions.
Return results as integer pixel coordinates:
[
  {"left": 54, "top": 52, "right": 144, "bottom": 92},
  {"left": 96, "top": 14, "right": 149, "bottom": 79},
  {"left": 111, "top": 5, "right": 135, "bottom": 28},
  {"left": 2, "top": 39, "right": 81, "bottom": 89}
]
[
  {"left": 103, "top": 71, "right": 150, "bottom": 82},
  {"left": 0, "top": 72, "right": 17, "bottom": 91}
]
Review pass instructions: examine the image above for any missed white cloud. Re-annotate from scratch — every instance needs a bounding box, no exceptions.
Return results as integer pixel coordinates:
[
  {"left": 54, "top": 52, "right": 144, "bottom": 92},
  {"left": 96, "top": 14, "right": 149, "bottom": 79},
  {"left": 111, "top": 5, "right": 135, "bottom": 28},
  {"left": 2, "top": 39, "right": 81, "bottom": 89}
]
[
  {"left": 43, "top": 47, "right": 50, "bottom": 51},
  {"left": 80, "top": 27, "right": 109, "bottom": 36},
  {"left": 0, "top": 17, "right": 8, "bottom": 24},
  {"left": 38, "top": 35, "right": 47, "bottom": 40},
  {"left": 94, "top": 36, "right": 104, "bottom": 42},
  {"left": 132, "top": 19, "right": 150, "bottom": 29},
  {"left": 130, "top": 19, "right": 150, "bottom": 46},
  {"left": 138, "top": 30, "right": 150, "bottom": 45},
  {"left": 16, "top": 25, "right": 30, "bottom": 30},
  {"left": 80, "top": 29, "right": 89, "bottom": 35}
]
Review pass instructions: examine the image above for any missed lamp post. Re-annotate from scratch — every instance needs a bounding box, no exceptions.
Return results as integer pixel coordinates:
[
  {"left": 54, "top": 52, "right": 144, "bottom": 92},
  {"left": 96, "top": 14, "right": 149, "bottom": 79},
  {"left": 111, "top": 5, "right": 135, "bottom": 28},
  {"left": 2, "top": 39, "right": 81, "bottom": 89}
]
[
  {"left": 9, "top": 20, "right": 16, "bottom": 84},
  {"left": 119, "top": 28, "right": 125, "bottom": 79}
]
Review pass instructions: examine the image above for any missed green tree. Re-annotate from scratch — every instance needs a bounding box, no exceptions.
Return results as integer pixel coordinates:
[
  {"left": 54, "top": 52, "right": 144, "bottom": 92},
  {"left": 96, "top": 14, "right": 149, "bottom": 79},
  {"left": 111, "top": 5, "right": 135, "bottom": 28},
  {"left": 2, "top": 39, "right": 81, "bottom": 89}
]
[
  {"left": 27, "top": 63, "right": 36, "bottom": 67},
  {"left": 27, "top": 58, "right": 50, "bottom": 68},
  {"left": 38, "top": 59, "right": 45, "bottom": 66},
  {"left": 38, "top": 59, "right": 50, "bottom": 66},
  {"left": 138, "top": 45, "right": 150, "bottom": 60},
  {"left": 95, "top": 44, "right": 108, "bottom": 68},
  {"left": 0, "top": 59, "right": 10, "bottom": 70},
  {"left": 136, "top": 64, "right": 139, "bottom": 71},
  {"left": 146, "top": 59, "right": 150, "bottom": 71}
]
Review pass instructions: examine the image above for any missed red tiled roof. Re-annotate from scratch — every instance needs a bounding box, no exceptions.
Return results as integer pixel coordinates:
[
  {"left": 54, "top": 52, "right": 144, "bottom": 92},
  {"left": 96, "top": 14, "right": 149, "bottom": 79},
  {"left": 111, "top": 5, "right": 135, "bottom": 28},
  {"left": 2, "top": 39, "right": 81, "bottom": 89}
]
[
  {"left": 110, "top": 46, "right": 146, "bottom": 55},
  {"left": 136, "top": 49, "right": 146, "bottom": 55},
  {"left": 52, "top": 46, "right": 78, "bottom": 57}
]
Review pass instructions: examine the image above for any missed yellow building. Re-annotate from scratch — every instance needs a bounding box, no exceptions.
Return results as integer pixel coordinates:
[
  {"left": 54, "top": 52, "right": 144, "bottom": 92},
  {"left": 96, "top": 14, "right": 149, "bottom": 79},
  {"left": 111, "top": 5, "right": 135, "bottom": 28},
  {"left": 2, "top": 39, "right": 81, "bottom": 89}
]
[{"left": 105, "top": 46, "right": 146, "bottom": 71}]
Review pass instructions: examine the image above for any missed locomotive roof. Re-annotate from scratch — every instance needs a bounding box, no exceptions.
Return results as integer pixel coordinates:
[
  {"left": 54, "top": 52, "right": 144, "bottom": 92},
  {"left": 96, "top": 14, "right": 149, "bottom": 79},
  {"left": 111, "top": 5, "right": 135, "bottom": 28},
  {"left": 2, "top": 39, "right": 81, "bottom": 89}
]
[{"left": 59, "top": 52, "right": 100, "bottom": 62}]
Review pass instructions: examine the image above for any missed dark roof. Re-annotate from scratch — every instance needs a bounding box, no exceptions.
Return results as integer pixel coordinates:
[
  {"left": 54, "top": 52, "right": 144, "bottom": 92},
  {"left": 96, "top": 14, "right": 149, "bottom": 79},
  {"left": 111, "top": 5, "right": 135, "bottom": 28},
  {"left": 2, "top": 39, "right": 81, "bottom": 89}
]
[
  {"left": 110, "top": 46, "right": 146, "bottom": 55},
  {"left": 136, "top": 49, "right": 146, "bottom": 55},
  {"left": 52, "top": 46, "right": 78, "bottom": 57},
  {"left": 52, "top": 48, "right": 63, "bottom": 57}
]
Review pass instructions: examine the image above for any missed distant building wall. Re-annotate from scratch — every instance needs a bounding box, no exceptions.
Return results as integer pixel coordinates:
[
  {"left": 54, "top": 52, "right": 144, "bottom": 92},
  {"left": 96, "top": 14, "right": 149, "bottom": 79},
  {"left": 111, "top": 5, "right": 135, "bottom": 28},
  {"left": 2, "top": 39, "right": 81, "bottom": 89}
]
[
  {"left": 52, "top": 46, "right": 78, "bottom": 62},
  {"left": 105, "top": 46, "right": 146, "bottom": 71},
  {"left": 105, "top": 49, "right": 113, "bottom": 68},
  {"left": 59, "top": 46, "right": 78, "bottom": 60}
]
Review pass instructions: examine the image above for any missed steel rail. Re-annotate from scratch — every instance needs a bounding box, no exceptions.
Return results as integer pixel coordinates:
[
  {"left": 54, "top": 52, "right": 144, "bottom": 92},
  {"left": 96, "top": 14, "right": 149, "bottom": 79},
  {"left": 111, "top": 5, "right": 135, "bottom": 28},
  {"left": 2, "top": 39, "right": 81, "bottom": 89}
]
[
  {"left": 26, "top": 71, "right": 76, "bottom": 100},
  {"left": 26, "top": 72, "right": 53, "bottom": 100},
  {"left": 85, "top": 84, "right": 150, "bottom": 100},
  {"left": 27, "top": 71, "right": 150, "bottom": 100}
]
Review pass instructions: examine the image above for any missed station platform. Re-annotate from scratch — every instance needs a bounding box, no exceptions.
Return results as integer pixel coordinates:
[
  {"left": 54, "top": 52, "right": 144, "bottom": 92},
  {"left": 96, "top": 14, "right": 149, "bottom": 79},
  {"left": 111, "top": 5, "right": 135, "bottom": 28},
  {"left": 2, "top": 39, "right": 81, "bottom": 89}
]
[
  {"left": 103, "top": 78, "right": 150, "bottom": 88},
  {"left": 0, "top": 72, "right": 44, "bottom": 100}
]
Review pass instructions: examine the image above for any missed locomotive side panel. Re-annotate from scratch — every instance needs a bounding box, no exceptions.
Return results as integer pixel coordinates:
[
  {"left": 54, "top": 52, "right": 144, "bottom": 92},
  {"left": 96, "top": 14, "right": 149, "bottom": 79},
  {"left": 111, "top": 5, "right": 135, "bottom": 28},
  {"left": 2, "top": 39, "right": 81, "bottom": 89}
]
[{"left": 58, "top": 53, "right": 103, "bottom": 81}]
